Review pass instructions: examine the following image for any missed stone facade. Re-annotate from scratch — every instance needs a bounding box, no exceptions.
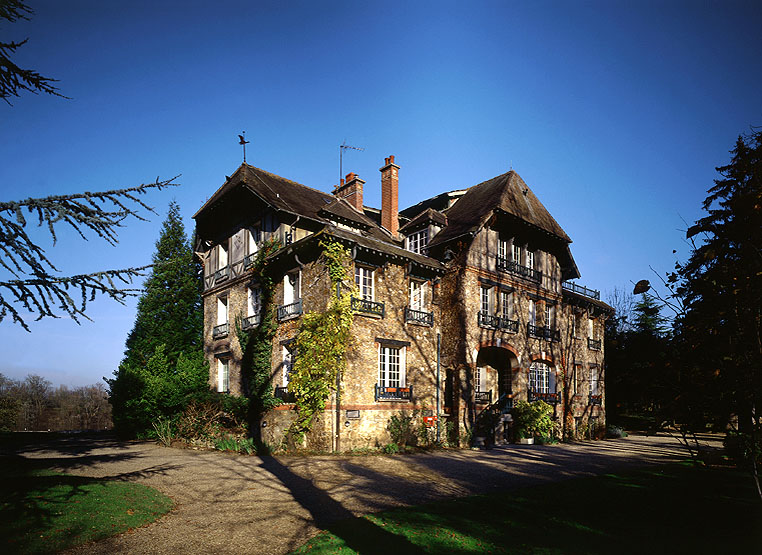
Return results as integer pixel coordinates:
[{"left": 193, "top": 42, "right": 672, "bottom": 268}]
[{"left": 194, "top": 158, "right": 611, "bottom": 452}]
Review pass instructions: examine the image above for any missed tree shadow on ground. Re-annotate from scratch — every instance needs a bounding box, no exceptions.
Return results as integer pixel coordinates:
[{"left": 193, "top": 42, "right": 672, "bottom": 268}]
[{"left": 258, "top": 455, "right": 425, "bottom": 554}]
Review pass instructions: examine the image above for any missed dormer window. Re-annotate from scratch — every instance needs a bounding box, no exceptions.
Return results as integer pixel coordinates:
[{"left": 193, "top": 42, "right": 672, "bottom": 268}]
[{"left": 406, "top": 229, "right": 428, "bottom": 254}]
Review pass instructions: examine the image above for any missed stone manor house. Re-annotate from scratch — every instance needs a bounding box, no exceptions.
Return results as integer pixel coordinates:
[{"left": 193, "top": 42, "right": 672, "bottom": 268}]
[{"left": 193, "top": 155, "right": 611, "bottom": 451}]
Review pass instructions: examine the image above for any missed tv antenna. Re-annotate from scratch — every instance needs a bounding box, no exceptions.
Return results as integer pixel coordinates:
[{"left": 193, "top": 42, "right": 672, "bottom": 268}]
[
  {"left": 340, "top": 141, "right": 364, "bottom": 184},
  {"left": 238, "top": 131, "right": 250, "bottom": 163}
]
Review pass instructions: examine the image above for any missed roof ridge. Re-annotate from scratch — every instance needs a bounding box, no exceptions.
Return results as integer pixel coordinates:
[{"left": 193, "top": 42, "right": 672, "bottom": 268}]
[{"left": 244, "top": 163, "right": 335, "bottom": 200}]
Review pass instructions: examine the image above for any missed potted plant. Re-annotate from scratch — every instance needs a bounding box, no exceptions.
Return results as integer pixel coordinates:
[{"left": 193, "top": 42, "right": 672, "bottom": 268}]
[{"left": 511, "top": 400, "right": 553, "bottom": 444}]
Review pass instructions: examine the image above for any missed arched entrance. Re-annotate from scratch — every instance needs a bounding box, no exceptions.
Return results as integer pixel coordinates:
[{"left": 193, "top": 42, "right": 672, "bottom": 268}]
[{"left": 475, "top": 345, "right": 518, "bottom": 403}]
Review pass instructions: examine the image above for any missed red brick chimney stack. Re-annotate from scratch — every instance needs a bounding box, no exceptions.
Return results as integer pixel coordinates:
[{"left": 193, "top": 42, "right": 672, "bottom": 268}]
[
  {"left": 380, "top": 155, "right": 400, "bottom": 236},
  {"left": 335, "top": 172, "right": 365, "bottom": 212}
]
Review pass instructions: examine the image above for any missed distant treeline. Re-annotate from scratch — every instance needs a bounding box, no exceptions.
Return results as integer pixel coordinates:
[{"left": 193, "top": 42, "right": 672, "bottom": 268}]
[{"left": 0, "top": 373, "right": 112, "bottom": 432}]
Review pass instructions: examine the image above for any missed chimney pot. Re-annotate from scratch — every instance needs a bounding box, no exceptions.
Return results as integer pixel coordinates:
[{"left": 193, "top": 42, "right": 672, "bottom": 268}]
[{"left": 380, "top": 154, "right": 399, "bottom": 236}]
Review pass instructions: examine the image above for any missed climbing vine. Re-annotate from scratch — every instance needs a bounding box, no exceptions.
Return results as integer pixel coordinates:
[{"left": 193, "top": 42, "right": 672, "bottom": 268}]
[
  {"left": 235, "top": 238, "right": 281, "bottom": 440},
  {"left": 285, "top": 240, "right": 355, "bottom": 447}
]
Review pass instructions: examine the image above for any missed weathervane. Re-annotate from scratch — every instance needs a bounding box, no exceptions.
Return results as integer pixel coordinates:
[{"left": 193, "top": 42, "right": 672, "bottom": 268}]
[
  {"left": 339, "top": 140, "right": 364, "bottom": 184},
  {"left": 238, "top": 131, "right": 250, "bottom": 163}
]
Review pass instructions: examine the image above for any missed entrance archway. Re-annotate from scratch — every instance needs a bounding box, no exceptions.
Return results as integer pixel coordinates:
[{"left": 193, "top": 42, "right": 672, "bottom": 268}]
[{"left": 475, "top": 345, "right": 518, "bottom": 401}]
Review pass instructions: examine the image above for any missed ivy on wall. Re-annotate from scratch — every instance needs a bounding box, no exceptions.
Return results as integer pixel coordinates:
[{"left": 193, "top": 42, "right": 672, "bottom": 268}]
[
  {"left": 235, "top": 238, "right": 281, "bottom": 439},
  {"left": 285, "top": 240, "right": 354, "bottom": 448}
]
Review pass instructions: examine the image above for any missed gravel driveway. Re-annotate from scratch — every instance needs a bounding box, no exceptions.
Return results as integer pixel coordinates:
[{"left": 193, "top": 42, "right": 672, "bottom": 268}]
[{"left": 10, "top": 433, "right": 719, "bottom": 554}]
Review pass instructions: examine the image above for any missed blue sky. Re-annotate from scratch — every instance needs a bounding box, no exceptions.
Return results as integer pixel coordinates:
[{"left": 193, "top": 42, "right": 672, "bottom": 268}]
[{"left": 1, "top": 0, "right": 760, "bottom": 387}]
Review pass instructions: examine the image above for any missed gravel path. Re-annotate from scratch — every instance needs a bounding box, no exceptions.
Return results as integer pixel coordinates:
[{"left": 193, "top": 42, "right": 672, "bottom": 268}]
[{"left": 10, "top": 433, "right": 720, "bottom": 554}]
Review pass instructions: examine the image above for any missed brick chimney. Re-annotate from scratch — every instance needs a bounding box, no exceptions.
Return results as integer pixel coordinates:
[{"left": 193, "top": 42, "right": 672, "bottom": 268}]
[
  {"left": 334, "top": 172, "right": 365, "bottom": 212},
  {"left": 380, "top": 155, "right": 400, "bottom": 236}
]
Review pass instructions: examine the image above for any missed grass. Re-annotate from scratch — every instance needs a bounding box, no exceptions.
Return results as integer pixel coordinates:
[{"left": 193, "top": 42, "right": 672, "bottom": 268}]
[
  {"left": 0, "top": 457, "right": 173, "bottom": 553},
  {"left": 292, "top": 463, "right": 762, "bottom": 554}
]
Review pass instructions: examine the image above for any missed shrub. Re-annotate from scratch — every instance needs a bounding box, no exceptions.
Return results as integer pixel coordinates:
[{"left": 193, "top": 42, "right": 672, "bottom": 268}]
[
  {"left": 606, "top": 425, "right": 628, "bottom": 439},
  {"left": 511, "top": 400, "right": 553, "bottom": 440},
  {"left": 387, "top": 411, "right": 418, "bottom": 448},
  {"left": 383, "top": 442, "right": 400, "bottom": 454},
  {"left": 151, "top": 416, "right": 175, "bottom": 447}
]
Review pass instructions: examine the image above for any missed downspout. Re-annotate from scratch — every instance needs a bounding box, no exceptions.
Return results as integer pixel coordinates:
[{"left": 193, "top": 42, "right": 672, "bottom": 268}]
[
  {"left": 436, "top": 332, "right": 441, "bottom": 444},
  {"left": 335, "top": 280, "right": 341, "bottom": 453}
]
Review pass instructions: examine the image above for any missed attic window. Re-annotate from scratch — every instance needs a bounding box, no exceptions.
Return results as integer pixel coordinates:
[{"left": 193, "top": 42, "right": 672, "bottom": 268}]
[{"left": 406, "top": 229, "right": 428, "bottom": 255}]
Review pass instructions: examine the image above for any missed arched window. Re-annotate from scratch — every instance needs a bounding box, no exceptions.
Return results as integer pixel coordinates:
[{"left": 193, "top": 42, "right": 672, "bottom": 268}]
[{"left": 529, "top": 361, "right": 555, "bottom": 394}]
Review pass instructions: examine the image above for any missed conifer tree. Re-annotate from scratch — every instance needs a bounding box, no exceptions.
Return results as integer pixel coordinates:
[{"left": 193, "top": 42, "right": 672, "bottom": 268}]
[{"left": 107, "top": 202, "right": 208, "bottom": 436}]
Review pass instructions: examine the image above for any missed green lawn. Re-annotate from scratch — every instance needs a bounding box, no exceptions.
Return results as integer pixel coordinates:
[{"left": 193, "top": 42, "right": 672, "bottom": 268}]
[
  {"left": 293, "top": 463, "right": 762, "bottom": 554},
  {"left": 0, "top": 456, "right": 173, "bottom": 554}
]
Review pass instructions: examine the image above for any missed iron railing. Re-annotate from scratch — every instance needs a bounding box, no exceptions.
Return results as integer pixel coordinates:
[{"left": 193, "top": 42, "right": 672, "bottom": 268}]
[
  {"left": 351, "top": 297, "right": 385, "bottom": 317},
  {"left": 475, "top": 390, "right": 492, "bottom": 404},
  {"left": 529, "top": 390, "right": 559, "bottom": 404},
  {"left": 496, "top": 256, "right": 541, "bottom": 282},
  {"left": 562, "top": 281, "right": 601, "bottom": 300},
  {"left": 477, "top": 312, "right": 519, "bottom": 333},
  {"left": 588, "top": 338, "right": 602, "bottom": 350},
  {"left": 404, "top": 306, "right": 434, "bottom": 326},
  {"left": 375, "top": 385, "right": 412, "bottom": 401},
  {"left": 527, "top": 324, "right": 560, "bottom": 341},
  {"left": 243, "top": 253, "right": 256, "bottom": 270},
  {"left": 212, "top": 323, "right": 229, "bottom": 339},
  {"left": 277, "top": 299, "right": 303, "bottom": 321},
  {"left": 242, "top": 313, "right": 261, "bottom": 329},
  {"left": 214, "top": 266, "right": 230, "bottom": 283},
  {"left": 589, "top": 394, "right": 603, "bottom": 406},
  {"left": 274, "top": 386, "right": 296, "bottom": 403}
]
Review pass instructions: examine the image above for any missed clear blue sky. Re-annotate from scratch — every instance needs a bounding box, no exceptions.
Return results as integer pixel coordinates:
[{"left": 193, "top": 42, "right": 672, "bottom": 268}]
[{"left": 1, "top": 0, "right": 760, "bottom": 387}]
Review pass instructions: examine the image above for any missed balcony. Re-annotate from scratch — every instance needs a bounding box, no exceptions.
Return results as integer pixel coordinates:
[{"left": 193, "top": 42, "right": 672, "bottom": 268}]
[
  {"left": 588, "top": 338, "right": 602, "bottom": 351},
  {"left": 475, "top": 390, "right": 492, "bottom": 404},
  {"left": 528, "top": 324, "right": 560, "bottom": 342},
  {"left": 589, "top": 394, "right": 603, "bottom": 406},
  {"left": 242, "top": 313, "right": 261, "bottom": 329},
  {"left": 214, "top": 266, "right": 230, "bottom": 283},
  {"left": 243, "top": 253, "right": 256, "bottom": 270},
  {"left": 477, "top": 312, "right": 519, "bottom": 333},
  {"left": 562, "top": 280, "right": 601, "bottom": 300},
  {"left": 496, "top": 256, "right": 541, "bottom": 282},
  {"left": 529, "top": 390, "right": 559, "bottom": 404},
  {"left": 351, "top": 297, "right": 385, "bottom": 317},
  {"left": 277, "top": 299, "right": 303, "bottom": 321},
  {"left": 375, "top": 385, "right": 412, "bottom": 402},
  {"left": 274, "top": 386, "right": 296, "bottom": 403},
  {"left": 212, "top": 323, "right": 229, "bottom": 339},
  {"left": 405, "top": 306, "right": 433, "bottom": 326}
]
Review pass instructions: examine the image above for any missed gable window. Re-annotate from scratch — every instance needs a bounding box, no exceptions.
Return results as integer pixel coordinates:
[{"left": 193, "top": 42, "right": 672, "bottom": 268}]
[
  {"left": 410, "top": 280, "right": 426, "bottom": 311},
  {"left": 217, "top": 358, "right": 229, "bottom": 393},
  {"left": 355, "top": 265, "right": 374, "bottom": 300},
  {"left": 406, "top": 229, "right": 429, "bottom": 254},
  {"left": 378, "top": 344, "right": 405, "bottom": 388}
]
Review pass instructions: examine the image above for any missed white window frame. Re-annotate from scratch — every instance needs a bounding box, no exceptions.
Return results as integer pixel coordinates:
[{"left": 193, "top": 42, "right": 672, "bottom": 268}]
[
  {"left": 217, "top": 295, "right": 228, "bottom": 326},
  {"left": 217, "top": 358, "right": 229, "bottom": 393},
  {"left": 480, "top": 286, "right": 494, "bottom": 314},
  {"left": 590, "top": 365, "right": 601, "bottom": 396},
  {"left": 406, "top": 229, "right": 429, "bottom": 254},
  {"left": 284, "top": 271, "right": 301, "bottom": 305},
  {"left": 378, "top": 344, "right": 406, "bottom": 388},
  {"left": 282, "top": 345, "right": 295, "bottom": 387},
  {"left": 246, "top": 227, "right": 260, "bottom": 256},
  {"left": 573, "top": 364, "right": 582, "bottom": 395},
  {"left": 526, "top": 250, "right": 534, "bottom": 270},
  {"left": 475, "top": 366, "right": 487, "bottom": 393},
  {"left": 501, "top": 290, "right": 513, "bottom": 320},
  {"left": 588, "top": 317, "right": 595, "bottom": 339},
  {"left": 545, "top": 304, "right": 555, "bottom": 328},
  {"left": 498, "top": 238, "right": 508, "bottom": 261},
  {"left": 355, "top": 265, "right": 374, "bottom": 301},
  {"left": 217, "top": 241, "right": 229, "bottom": 270},
  {"left": 529, "top": 361, "right": 553, "bottom": 394},
  {"left": 512, "top": 243, "right": 521, "bottom": 264},
  {"left": 409, "top": 280, "right": 426, "bottom": 311}
]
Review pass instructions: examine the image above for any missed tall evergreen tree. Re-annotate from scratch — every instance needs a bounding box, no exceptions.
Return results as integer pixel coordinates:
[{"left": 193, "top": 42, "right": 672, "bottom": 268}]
[
  {"left": 122, "top": 201, "right": 202, "bottom": 367},
  {"left": 107, "top": 201, "right": 207, "bottom": 436}
]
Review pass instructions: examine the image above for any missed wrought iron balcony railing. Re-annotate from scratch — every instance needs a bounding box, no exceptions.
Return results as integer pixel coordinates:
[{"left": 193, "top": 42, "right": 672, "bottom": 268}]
[
  {"left": 375, "top": 384, "right": 412, "bottom": 401},
  {"left": 405, "top": 306, "right": 433, "bottom": 326},
  {"left": 274, "top": 386, "right": 296, "bottom": 403},
  {"left": 242, "top": 313, "right": 261, "bottom": 329},
  {"left": 529, "top": 390, "right": 559, "bottom": 404},
  {"left": 477, "top": 312, "right": 519, "bottom": 333},
  {"left": 562, "top": 281, "right": 601, "bottom": 300},
  {"left": 589, "top": 394, "right": 603, "bottom": 406},
  {"left": 243, "top": 253, "right": 256, "bottom": 270},
  {"left": 475, "top": 390, "right": 492, "bottom": 404},
  {"left": 277, "top": 299, "right": 303, "bottom": 321},
  {"left": 528, "top": 324, "right": 560, "bottom": 342},
  {"left": 214, "top": 266, "right": 230, "bottom": 283},
  {"left": 588, "top": 338, "right": 602, "bottom": 351},
  {"left": 351, "top": 297, "right": 385, "bottom": 317},
  {"left": 212, "top": 323, "right": 229, "bottom": 339},
  {"left": 496, "top": 256, "right": 541, "bottom": 282}
]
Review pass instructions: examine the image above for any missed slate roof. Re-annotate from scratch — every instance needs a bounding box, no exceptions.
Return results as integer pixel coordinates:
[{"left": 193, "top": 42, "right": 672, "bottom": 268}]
[
  {"left": 427, "top": 171, "right": 571, "bottom": 248},
  {"left": 398, "top": 207, "right": 447, "bottom": 234}
]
